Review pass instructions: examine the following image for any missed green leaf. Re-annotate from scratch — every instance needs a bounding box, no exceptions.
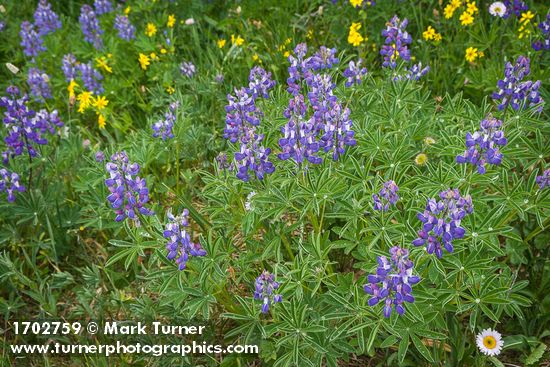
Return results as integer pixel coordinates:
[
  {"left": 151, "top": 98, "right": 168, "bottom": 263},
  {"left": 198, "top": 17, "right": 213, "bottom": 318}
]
[{"left": 411, "top": 334, "right": 434, "bottom": 362}]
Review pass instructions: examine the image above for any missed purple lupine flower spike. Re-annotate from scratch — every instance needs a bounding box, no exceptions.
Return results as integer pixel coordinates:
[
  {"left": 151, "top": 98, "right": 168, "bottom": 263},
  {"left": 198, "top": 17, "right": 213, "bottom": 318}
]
[
  {"left": 0, "top": 168, "right": 26, "bottom": 202},
  {"left": 456, "top": 115, "right": 507, "bottom": 174},
  {"left": 104, "top": 151, "right": 154, "bottom": 226},
  {"left": 79, "top": 4, "right": 103, "bottom": 49},
  {"left": 343, "top": 58, "right": 368, "bottom": 87},
  {"left": 492, "top": 56, "right": 543, "bottom": 111},
  {"left": 309, "top": 46, "right": 339, "bottom": 70},
  {"left": 412, "top": 189, "right": 473, "bottom": 258},
  {"left": 61, "top": 54, "right": 78, "bottom": 82},
  {"left": 364, "top": 246, "right": 419, "bottom": 317},
  {"left": 224, "top": 87, "right": 262, "bottom": 143},
  {"left": 94, "top": 0, "right": 113, "bottom": 15},
  {"left": 248, "top": 66, "right": 276, "bottom": 99},
  {"left": 536, "top": 169, "right": 550, "bottom": 189},
  {"left": 0, "top": 86, "right": 63, "bottom": 163},
  {"left": 27, "top": 68, "right": 52, "bottom": 102},
  {"left": 380, "top": 15, "right": 412, "bottom": 69},
  {"left": 20, "top": 21, "right": 46, "bottom": 58},
  {"left": 114, "top": 15, "right": 136, "bottom": 41},
  {"left": 532, "top": 14, "right": 550, "bottom": 51},
  {"left": 33, "top": 0, "right": 62, "bottom": 36},
  {"left": 373, "top": 180, "right": 399, "bottom": 211},
  {"left": 152, "top": 101, "right": 179, "bottom": 140},
  {"left": 234, "top": 128, "right": 275, "bottom": 181},
  {"left": 179, "top": 61, "right": 196, "bottom": 78},
  {"left": 254, "top": 270, "right": 282, "bottom": 313},
  {"left": 78, "top": 62, "right": 104, "bottom": 94},
  {"left": 503, "top": 0, "right": 528, "bottom": 18},
  {"left": 163, "top": 208, "right": 207, "bottom": 270}
]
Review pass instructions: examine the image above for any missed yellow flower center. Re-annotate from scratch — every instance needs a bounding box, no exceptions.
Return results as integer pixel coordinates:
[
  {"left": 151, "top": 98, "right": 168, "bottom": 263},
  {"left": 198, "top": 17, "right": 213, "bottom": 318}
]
[{"left": 483, "top": 336, "right": 496, "bottom": 349}]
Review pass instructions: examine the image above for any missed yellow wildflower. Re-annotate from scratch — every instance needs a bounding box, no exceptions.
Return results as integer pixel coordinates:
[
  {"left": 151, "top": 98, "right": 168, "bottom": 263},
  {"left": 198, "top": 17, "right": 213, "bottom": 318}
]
[
  {"left": 139, "top": 53, "right": 150, "bottom": 70},
  {"left": 145, "top": 23, "right": 157, "bottom": 37},
  {"left": 423, "top": 26, "right": 436, "bottom": 40},
  {"left": 434, "top": 33, "right": 442, "bottom": 41},
  {"left": 350, "top": 0, "right": 363, "bottom": 7},
  {"left": 77, "top": 91, "right": 93, "bottom": 113},
  {"left": 415, "top": 153, "right": 428, "bottom": 165},
  {"left": 150, "top": 52, "right": 158, "bottom": 60},
  {"left": 465, "top": 47, "right": 479, "bottom": 62},
  {"left": 67, "top": 79, "right": 78, "bottom": 99},
  {"left": 167, "top": 14, "right": 176, "bottom": 28},
  {"left": 424, "top": 137, "right": 436, "bottom": 145},
  {"left": 519, "top": 11, "right": 534, "bottom": 24},
  {"left": 444, "top": 4, "right": 456, "bottom": 19},
  {"left": 348, "top": 22, "right": 365, "bottom": 47},
  {"left": 285, "top": 38, "right": 292, "bottom": 45},
  {"left": 283, "top": 51, "right": 290, "bottom": 58},
  {"left": 166, "top": 86, "right": 175, "bottom": 94},
  {"left": 160, "top": 48, "right": 167, "bottom": 54},
  {"left": 466, "top": 2, "right": 478, "bottom": 15},
  {"left": 95, "top": 56, "right": 112, "bottom": 73},
  {"left": 93, "top": 96, "right": 109, "bottom": 111},
  {"left": 124, "top": 6, "right": 130, "bottom": 14},
  {"left": 217, "top": 39, "right": 226, "bottom": 48},
  {"left": 98, "top": 114, "right": 106, "bottom": 129},
  {"left": 231, "top": 34, "right": 244, "bottom": 46},
  {"left": 252, "top": 54, "right": 260, "bottom": 62},
  {"left": 307, "top": 30, "right": 313, "bottom": 39},
  {"left": 450, "top": 0, "right": 461, "bottom": 8},
  {"left": 460, "top": 11, "right": 474, "bottom": 26}
]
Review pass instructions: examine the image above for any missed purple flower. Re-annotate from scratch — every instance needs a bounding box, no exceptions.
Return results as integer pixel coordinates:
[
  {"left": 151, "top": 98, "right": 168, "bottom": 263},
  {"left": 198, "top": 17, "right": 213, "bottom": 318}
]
[
  {"left": 20, "top": 21, "right": 46, "bottom": 58},
  {"left": 492, "top": 56, "right": 544, "bottom": 111},
  {"left": 248, "top": 66, "right": 276, "bottom": 99},
  {"left": 343, "top": 58, "right": 368, "bottom": 87},
  {"left": 364, "top": 246, "right": 419, "bottom": 318},
  {"left": 61, "top": 53, "right": 78, "bottom": 82},
  {"left": 532, "top": 14, "right": 550, "bottom": 51},
  {"left": 215, "top": 73, "right": 224, "bottom": 83},
  {"left": 114, "top": 15, "right": 135, "bottom": 41},
  {"left": 163, "top": 208, "right": 207, "bottom": 270},
  {"left": 535, "top": 169, "right": 550, "bottom": 189},
  {"left": 286, "top": 43, "right": 315, "bottom": 96},
  {"left": 33, "top": 0, "right": 61, "bottom": 36},
  {"left": 309, "top": 46, "right": 339, "bottom": 70},
  {"left": 78, "top": 62, "right": 104, "bottom": 94},
  {"left": 234, "top": 129, "right": 275, "bottom": 182},
  {"left": 393, "top": 62, "right": 430, "bottom": 82},
  {"left": 94, "top": 0, "right": 113, "bottom": 15},
  {"left": 503, "top": 0, "right": 528, "bottom": 18},
  {"left": 254, "top": 270, "right": 282, "bottom": 314},
  {"left": 0, "top": 168, "right": 26, "bottom": 202},
  {"left": 380, "top": 15, "right": 412, "bottom": 69},
  {"left": 0, "top": 86, "right": 63, "bottom": 164},
  {"left": 27, "top": 67, "right": 52, "bottom": 101},
  {"left": 412, "top": 189, "right": 473, "bottom": 258},
  {"left": 152, "top": 101, "right": 179, "bottom": 140},
  {"left": 179, "top": 61, "right": 196, "bottom": 78},
  {"left": 224, "top": 87, "right": 261, "bottom": 143},
  {"left": 95, "top": 150, "right": 105, "bottom": 162},
  {"left": 79, "top": 5, "right": 103, "bottom": 49},
  {"left": 321, "top": 103, "right": 356, "bottom": 160},
  {"left": 456, "top": 115, "right": 507, "bottom": 174},
  {"left": 278, "top": 94, "right": 322, "bottom": 165},
  {"left": 373, "top": 180, "right": 399, "bottom": 211},
  {"left": 104, "top": 151, "right": 154, "bottom": 225}
]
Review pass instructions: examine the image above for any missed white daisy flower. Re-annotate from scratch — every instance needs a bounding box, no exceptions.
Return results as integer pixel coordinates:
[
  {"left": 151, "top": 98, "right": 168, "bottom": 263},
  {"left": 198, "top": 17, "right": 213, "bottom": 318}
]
[
  {"left": 476, "top": 328, "right": 504, "bottom": 356},
  {"left": 489, "top": 2, "right": 506, "bottom": 17}
]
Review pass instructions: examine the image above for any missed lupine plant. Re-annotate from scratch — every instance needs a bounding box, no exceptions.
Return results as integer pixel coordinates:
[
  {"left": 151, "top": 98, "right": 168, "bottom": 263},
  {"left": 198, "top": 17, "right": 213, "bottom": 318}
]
[{"left": 0, "top": 1, "right": 549, "bottom": 366}]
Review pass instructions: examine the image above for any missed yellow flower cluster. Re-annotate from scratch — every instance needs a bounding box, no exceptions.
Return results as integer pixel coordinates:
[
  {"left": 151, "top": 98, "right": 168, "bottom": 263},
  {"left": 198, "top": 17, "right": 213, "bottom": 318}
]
[
  {"left": 445, "top": 0, "right": 477, "bottom": 25},
  {"left": 145, "top": 23, "right": 157, "bottom": 37},
  {"left": 278, "top": 38, "right": 292, "bottom": 58},
  {"left": 465, "top": 46, "right": 483, "bottom": 63},
  {"left": 518, "top": 11, "right": 534, "bottom": 39},
  {"left": 231, "top": 34, "right": 244, "bottom": 46},
  {"left": 423, "top": 26, "right": 442, "bottom": 42},
  {"left": 95, "top": 56, "right": 112, "bottom": 73},
  {"left": 167, "top": 14, "right": 176, "bottom": 28},
  {"left": 348, "top": 22, "right": 365, "bottom": 47},
  {"left": 73, "top": 86, "right": 110, "bottom": 129},
  {"left": 350, "top": 0, "right": 363, "bottom": 7},
  {"left": 139, "top": 53, "right": 150, "bottom": 70}
]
